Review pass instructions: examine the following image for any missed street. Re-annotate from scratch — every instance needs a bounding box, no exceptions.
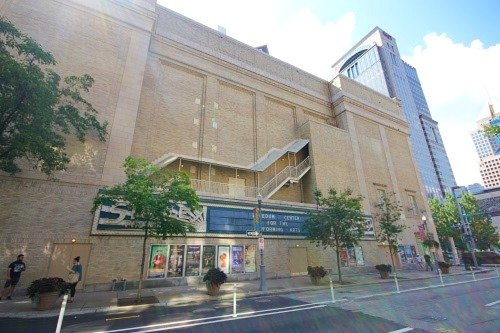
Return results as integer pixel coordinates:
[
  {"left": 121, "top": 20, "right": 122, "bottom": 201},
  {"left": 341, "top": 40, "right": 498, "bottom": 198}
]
[{"left": 0, "top": 272, "right": 498, "bottom": 332}]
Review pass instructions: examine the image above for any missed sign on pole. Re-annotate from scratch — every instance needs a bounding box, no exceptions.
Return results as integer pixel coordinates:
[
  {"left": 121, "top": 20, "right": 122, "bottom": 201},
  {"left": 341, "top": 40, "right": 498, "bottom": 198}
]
[
  {"left": 246, "top": 230, "right": 259, "bottom": 237},
  {"left": 258, "top": 237, "right": 265, "bottom": 250}
]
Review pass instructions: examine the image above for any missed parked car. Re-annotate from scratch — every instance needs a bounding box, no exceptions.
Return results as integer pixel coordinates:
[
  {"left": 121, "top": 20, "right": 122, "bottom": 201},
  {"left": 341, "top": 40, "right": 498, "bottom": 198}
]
[{"left": 462, "top": 251, "right": 500, "bottom": 266}]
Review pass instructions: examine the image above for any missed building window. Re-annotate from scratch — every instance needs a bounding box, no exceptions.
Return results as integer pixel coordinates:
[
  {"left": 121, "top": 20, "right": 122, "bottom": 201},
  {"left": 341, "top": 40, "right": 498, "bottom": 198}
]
[{"left": 408, "top": 194, "right": 418, "bottom": 215}]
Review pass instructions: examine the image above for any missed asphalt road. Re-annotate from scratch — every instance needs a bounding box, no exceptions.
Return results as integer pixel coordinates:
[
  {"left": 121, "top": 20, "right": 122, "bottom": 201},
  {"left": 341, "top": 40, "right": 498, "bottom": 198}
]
[{"left": 0, "top": 272, "right": 498, "bottom": 333}]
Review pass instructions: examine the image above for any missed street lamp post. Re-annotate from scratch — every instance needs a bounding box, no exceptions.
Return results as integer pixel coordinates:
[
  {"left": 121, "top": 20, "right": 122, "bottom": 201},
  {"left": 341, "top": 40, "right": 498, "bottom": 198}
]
[
  {"left": 451, "top": 186, "right": 478, "bottom": 269},
  {"left": 257, "top": 194, "right": 267, "bottom": 291}
]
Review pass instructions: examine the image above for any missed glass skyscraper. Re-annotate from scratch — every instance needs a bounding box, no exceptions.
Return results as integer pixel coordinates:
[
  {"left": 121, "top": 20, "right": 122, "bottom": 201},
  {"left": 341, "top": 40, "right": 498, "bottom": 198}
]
[{"left": 332, "top": 27, "right": 456, "bottom": 198}]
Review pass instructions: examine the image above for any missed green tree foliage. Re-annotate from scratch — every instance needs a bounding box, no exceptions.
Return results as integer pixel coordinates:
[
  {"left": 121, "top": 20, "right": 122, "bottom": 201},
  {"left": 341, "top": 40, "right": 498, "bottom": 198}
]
[
  {"left": 429, "top": 194, "right": 465, "bottom": 251},
  {"left": 483, "top": 124, "right": 500, "bottom": 137},
  {"left": 374, "top": 192, "right": 406, "bottom": 274},
  {"left": 429, "top": 193, "right": 498, "bottom": 251},
  {"left": 93, "top": 156, "right": 200, "bottom": 301},
  {"left": 0, "top": 17, "right": 107, "bottom": 176},
  {"left": 304, "top": 188, "right": 365, "bottom": 283},
  {"left": 460, "top": 193, "right": 499, "bottom": 250}
]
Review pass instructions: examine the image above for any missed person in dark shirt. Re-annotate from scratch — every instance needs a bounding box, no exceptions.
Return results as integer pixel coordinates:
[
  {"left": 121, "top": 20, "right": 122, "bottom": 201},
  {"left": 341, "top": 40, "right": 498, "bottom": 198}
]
[
  {"left": 68, "top": 256, "right": 83, "bottom": 303},
  {"left": 1, "top": 254, "right": 26, "bottom": 300}
]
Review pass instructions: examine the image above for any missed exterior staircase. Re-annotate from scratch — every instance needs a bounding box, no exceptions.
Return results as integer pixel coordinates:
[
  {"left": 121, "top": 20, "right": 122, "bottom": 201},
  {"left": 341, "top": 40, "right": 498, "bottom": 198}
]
[{"left": 259, "top": 156, "right": 311, "bottom": 198}]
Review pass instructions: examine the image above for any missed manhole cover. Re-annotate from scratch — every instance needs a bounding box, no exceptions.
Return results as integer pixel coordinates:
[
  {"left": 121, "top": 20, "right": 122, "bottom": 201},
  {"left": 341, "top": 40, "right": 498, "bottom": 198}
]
[
  {"left": 117, "top": 296, "right": 159, "bottom": 307},
  {"left": 193, "top": 307, "right": 216, "bottom": 314}
]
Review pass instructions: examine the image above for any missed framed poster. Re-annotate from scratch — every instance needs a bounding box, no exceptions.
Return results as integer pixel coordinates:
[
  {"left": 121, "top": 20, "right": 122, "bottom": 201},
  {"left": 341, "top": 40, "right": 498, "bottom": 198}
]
[
  {"left": 185, "top": 245, "right": 201, "bottom": 276},
  {"left": 202, "top": 245, "right": 216, "bottom": 274},
  {"left": 231, "top": 246, "right": 244, "bottom": 273},
  {"left": 410, "top": 245, "right": 417, "bottom": 257},
  {"left": 245, "top": 245, "right": 256, "bottom": 273},
  {"left": 217, "top": 245, "right": 230, "bottom": 274},
  {"left": 354, "top": 246, "right": 365, "bottom": 266},
  {"left": 148, "top": 245, "right": 168, "bottom": 279},
  {"left": 340, "top": 249, "right": 348, "bottom": 267},
  {"left": 398, "top": 245, "right": 407, "bottom": 262},
  {"left": 404, "top": 245, "right": 413, "bottom": 259},
  {"left": 167, "top": 245, "right": 185, "bottom": 277}
]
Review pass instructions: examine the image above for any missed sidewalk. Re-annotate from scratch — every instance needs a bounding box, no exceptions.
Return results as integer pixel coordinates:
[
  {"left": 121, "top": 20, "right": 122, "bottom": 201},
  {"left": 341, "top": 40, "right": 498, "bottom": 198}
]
[{"left": 0, "top": 266, "right": 492, "bottom": 318}]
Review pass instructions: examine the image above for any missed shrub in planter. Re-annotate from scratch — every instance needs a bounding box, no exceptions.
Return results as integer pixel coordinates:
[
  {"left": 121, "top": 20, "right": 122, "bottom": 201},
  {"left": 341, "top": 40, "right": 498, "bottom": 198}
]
[
  {"left": 26, "top": 277, "right": 67, "bottom": 310},
  {"left": 203, "top": 268, "right": 227, "bottom": 296},
  {"left": 438, "top": 261, "right": 451, "bottom": 274},
  {"left": 375, "top": 264, "right": 392, "bottom": 279},
  {"left": 307, "top": 266, "right": 327, "bottom": 285}
]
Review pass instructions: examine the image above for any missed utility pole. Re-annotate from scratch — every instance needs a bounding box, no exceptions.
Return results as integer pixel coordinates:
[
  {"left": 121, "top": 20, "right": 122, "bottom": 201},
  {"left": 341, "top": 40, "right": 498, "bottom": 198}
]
[
  {"left": 257, "top": 194, "right": 267, "bottom": 291},
  {"left": 451, "top": 186, "right": 478, "bottom": 269}
]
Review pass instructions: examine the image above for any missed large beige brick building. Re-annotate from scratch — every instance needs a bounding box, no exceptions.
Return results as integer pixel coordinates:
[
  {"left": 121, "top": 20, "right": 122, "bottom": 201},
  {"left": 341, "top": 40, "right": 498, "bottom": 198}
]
[{"left": 0, "top": 0, "right": 441, "bottom": 289}]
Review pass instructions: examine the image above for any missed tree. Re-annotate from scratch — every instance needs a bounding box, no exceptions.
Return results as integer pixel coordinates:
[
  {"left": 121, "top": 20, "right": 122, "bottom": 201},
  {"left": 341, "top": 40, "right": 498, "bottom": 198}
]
[
  {"left": 429, "top": 194, "right": 465, "bottom": 253},
  {"left": 93, "top": 156, "right": 200, "bottom": 302},
  {"left": 374, "top": 192, "right": 406, "bottom": 275},
  {"left": 304, "top": 188, "right": 365, "bottom": 283},
  {"left": 460, "top": 193, "right": 499, "bottom": 250},
  {"left": 0, "top": 17, "right": 107, "bottom": 176},
  {"left": 483, "top": 124, "right": 500, "bottom": 137}
]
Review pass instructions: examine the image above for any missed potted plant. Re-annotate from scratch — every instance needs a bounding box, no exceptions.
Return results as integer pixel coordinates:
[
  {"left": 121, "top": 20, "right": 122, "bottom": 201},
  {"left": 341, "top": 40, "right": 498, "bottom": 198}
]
[
  {"left": 375, "top": 264, "right": 392, "bottom": 279},
  {"left": 203, "top": 268, "right": 227, "bottom": 296},
  {"left": 26, "top": 277, "right": 67, "bottom": 310},
  {"left": 438, "top": 261, "right": 451, "bottom": 274},
  {"left": 307, "top": 266, "right": 327, "bottom": 285}
]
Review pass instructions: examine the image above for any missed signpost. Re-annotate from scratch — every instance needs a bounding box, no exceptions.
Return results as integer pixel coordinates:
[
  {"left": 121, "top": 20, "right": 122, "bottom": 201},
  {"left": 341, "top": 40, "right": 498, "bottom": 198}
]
[
  {"left": 246, "top": 230, "right": 260, "bottom": 237},
  {"left": 258, "top": 237, "right": 265, "bottom": 250}
]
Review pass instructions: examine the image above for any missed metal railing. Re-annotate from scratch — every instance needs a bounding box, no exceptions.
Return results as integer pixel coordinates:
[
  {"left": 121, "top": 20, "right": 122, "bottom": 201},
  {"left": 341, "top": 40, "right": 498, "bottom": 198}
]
[{"left": 190, "top": 156, "right": 311, "bottom": 199}]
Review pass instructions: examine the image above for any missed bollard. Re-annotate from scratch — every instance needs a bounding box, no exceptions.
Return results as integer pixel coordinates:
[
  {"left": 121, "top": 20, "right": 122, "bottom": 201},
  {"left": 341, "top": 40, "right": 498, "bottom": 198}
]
[
  {"left": 438, "top": 269, "right": 444, "bottom": 286},
  {"left": 496, "top": 264, "right": 499, "bottom": 277},
  {"left": 329, "top": 277, "right": 335, "bottom": 303},
  {"left": 233, "top": 284, "right": 237, "bottom": 318},
  {"left": 394, "top": 273, "right": 400, "bottom": 293},
  {"left": 55, "top": 294, "right": 68, "bottom": 333},
  {"left": 111, "top": 279, "right": 117, "bottom": 291},
  {"left": 472, "top": 270, "right": 476, "bottom": 281},
  {"left": 122, "top": 278, "right": 127, "bottom": 291}
]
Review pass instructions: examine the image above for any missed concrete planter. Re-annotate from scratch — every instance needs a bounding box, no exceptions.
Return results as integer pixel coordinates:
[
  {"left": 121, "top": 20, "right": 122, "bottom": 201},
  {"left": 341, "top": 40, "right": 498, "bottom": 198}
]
[
  {"left": 206, "top": 282, "right": 221, "bottom": 296},
  {"left": 377, "top": 270, "right": 390, "bottom": 279},
  {"left": 35, "top": 292, "right": 60, "bottom": 311},
  {"left": 309, "top": 276, "right": 323, "bottom": 285}
]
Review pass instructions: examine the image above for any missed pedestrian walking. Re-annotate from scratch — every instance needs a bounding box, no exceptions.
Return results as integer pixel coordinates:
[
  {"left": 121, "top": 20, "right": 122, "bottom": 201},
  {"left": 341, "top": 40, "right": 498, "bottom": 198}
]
[
  {"left": 424, "top": 254, "right": 433, "bottom": 271},
  {"left": 1, "top": 254, "right": 26, "bottom": 300},
  {"left": 67, "top": 256, "right": 82, "bottom": 303},
  {"left": 416, "top": 254, "right": 424, "bottom": 269}
]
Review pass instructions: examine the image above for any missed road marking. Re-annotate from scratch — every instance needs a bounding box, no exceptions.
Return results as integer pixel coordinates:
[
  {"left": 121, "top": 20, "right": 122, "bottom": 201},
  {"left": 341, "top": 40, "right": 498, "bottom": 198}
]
[
  {"left": 485, "top": 300, "right": 500, "bottom": 307},
  {"left": 99, "top": 302, "right": 329, "bottom": 333},
  {"left": 133, "top": 304, "right": 327, "bottom": 332},
  {"left": 387, "top": 328, "right": 414, "bottom": 333},
  {"left": 105, "top": 315, "right": 140, "bottom": 321}
]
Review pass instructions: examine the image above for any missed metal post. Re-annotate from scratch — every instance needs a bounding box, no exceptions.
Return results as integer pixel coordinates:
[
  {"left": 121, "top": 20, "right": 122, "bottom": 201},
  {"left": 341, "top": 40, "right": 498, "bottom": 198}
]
[
  {"left": 233, "top": 283, "right": 237, "bottom": 318},
  {"left": 472, "top": 270, "right": 476, "bottom": 281},
  {"left": 329, "top": 277, "right": 335, "bottom": 303},
  {"left": 55, "top": 294, "right": 68, "bottom": 333},
  {"left": 451, "top": 186, "right": 478, "bottom": 269},
  {"left": 394, "top": 272, "right": 400, "bottom": 293},
  {"left": 438, "top": 269, "right": 444, "bottom": 286},
  {"left": 257, "top": 195, "right": 267, "bottom": 292},
  {"left": 496, "top": 264, "right": 499, "bottom": 277}
]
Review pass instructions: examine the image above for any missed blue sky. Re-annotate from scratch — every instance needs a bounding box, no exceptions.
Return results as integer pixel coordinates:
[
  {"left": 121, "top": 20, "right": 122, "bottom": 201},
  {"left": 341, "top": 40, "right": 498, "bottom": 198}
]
[{"left": 158, "top": 0, "right": 500, "bottom": 187}]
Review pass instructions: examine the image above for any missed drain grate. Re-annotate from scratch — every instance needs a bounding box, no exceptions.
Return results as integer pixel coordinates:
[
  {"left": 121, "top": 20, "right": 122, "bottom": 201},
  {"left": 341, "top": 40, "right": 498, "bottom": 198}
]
[
  {"left": 255, "top": 298, "right": 271, "bottom": 303},
  {"left": 192, "top": 307, "right": 216, "bottom": 314},
  {"left": 117, "top": 296, "right": 159, "bottom": 307},
  {"left": 413, "top": 315, "right": 448, "bottom": 323}
]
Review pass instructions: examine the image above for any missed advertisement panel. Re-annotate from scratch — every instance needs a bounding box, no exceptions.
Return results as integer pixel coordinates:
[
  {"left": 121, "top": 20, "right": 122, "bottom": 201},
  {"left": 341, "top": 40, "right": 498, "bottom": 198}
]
[
  {"left": 354, "top": 246, "right": 365, "bottom": 266},
  {"left": 202, "top": 245, "right": 216, "bottom": 274},
  {"left": 148, "top": 245, "right": 168, "bottom": 279},
  {"left": 245, "top": 245, "right": 256, "bottom": 273},
  {"left": 167, "top": 245, "right": 185, "bottom": 277},
  {"left": 185, "top": 245, "right": 201, "bottom": 276},
  {"left": 231, "top": 246, "right": 244, "bottom": 273},
  {"left": 340, "top": 249, "right": 348, "bottom": 267},
  {"left": 347, "top": 247, "right": 357, "bottom": 265},
  {"left": 217, "top": 245, "right": 230, "bottom": 274}
]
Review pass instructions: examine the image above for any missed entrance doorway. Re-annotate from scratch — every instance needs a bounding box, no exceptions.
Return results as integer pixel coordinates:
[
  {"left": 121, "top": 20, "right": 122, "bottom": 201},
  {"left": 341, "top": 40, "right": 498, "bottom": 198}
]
[
  {"left": 288, "top": 247, "right": 308, "bottom": 275},
  {"left": 47, "top": 243, "right": 91, "bottom": 289}
]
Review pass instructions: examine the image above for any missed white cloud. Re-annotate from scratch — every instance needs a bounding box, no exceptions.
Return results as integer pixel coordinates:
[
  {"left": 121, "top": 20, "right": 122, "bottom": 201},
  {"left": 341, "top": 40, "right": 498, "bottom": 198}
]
[
  {"left": 404, "top": 34, "right": 500, "bottom": 186},
  {"left": 157, "top": 0, "right": 355, "bottom": 79}
]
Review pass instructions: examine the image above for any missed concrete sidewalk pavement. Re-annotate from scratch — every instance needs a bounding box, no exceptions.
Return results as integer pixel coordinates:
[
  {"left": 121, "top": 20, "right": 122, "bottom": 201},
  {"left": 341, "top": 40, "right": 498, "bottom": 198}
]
[{"left": 0, "top": 266, "right": 493, "bottom": 318}]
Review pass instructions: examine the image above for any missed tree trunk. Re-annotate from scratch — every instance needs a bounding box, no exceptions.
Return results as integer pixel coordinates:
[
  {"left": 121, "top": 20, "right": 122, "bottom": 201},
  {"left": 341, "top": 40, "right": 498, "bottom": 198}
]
[
  {"left": 335, "top": 240, "right": 342, "bottom": 284},
  {"left": 389, "top": 245, "right": 397, "bottom": 277},
  {"left": 136, "top": 227, "right": 148, "bottom": 303}
]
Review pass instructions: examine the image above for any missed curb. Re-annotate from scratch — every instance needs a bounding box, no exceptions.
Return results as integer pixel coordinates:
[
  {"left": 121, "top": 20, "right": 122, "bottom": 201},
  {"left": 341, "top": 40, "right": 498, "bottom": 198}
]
[{"left": 0, "top": 269, "right": 494, "bottom": 318}]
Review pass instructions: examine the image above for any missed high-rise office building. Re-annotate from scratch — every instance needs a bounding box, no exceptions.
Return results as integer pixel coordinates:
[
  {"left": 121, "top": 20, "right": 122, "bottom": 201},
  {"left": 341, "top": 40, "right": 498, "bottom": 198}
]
[
  {"left": 472, "top": 104, "right": 500, "bottom": 189},
  {"left": 332, "top": 27, "right": 456, "bottom": 199}
]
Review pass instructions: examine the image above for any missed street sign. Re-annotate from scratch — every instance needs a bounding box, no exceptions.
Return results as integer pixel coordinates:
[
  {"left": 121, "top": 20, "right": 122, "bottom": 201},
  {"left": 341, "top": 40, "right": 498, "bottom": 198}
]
[
  {"left": 246, "top": 230, "right": 260, "bottom": 237},
  {"left": 258, "top": 237, "right": 265, "bottom": 250}
]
